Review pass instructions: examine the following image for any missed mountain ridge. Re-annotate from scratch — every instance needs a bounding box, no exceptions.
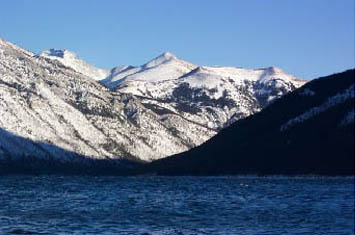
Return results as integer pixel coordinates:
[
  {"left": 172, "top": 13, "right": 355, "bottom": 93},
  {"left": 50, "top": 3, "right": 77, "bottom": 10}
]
[
  {"left": 37, "top": 45, "right": 306, "bottom": 130},
  {"left": 140, "top": 69, "right": 354, "bottom": 175},
  {"left": 0, "top": 36, "right": 306, "bottom": 165},
  {"left": 39, "top": 49, "right": 110, "bottom": 80},
  {"left": 0, "top": 37, "right": 216, "bottom": 162}
]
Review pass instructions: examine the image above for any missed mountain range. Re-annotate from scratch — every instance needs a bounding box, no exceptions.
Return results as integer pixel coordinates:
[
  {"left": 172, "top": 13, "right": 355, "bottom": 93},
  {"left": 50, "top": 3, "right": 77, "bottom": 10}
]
[
  {"left": 141, "top": 70, "right": 354, "bottom": 175},
  {"left": 1, "top": 36, "right": 353, "bottom": 175},
  {"left": 42, "top": 48, "right": 305, "bottom": 130},
  {"left": 0, "top": 36, "right": 305, "bottom": 165}
]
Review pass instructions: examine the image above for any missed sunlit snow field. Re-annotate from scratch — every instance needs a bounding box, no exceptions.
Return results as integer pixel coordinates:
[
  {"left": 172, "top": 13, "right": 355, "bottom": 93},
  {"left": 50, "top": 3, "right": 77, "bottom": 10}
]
[{"left": 0, "top": 176, "right": 353, "bottom": 234}]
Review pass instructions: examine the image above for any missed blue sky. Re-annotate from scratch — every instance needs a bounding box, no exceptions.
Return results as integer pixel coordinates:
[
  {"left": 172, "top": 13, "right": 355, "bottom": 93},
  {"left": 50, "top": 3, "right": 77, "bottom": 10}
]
[{"left": 0, "top": 0, "right": 354, "bottom": 79}]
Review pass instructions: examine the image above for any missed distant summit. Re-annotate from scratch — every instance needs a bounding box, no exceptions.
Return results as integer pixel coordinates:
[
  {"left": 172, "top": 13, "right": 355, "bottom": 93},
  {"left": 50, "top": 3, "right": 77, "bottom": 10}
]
[
  {"left": 101, "top": 51, "right": 196, "bottom": 88},
  {"left": 40, "top": 49, "right": 78, "bottom": 59},
  {"left": 39, "top": 47, "right": 306, "bottom": 131},
  {"left": 143, "top": 51, "right": 177, "bottom": 69},
  {"left": 263, "top": 66, "right": 284, "bottom": 74},
  {"left": 39, "top": 49, "right": 109, "bottom": 80}
]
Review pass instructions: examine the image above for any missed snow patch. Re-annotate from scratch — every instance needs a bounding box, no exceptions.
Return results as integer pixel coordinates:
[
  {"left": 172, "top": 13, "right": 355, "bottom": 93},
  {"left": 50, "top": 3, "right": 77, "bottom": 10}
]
[
  {"left": 143, "top": 52, "right": 177, "bottom": 69},
  {"left": 39, "top": 49, "right": 110, "bottom": 80},
  {"left": 299, "top": 88, "right": 315, "bottom": 96},
  {"left": 281, "top": 85, "right": 354, "bottom": 131},
  {"left": 339, "top": 109, "right": 354, "bottom": 126}
]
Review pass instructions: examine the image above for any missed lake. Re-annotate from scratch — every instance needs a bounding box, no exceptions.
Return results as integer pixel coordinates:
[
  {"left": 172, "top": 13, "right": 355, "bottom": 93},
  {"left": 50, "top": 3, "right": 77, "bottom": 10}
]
[{"left": 0, "top": 176, "right": 353, "bottom": 234}]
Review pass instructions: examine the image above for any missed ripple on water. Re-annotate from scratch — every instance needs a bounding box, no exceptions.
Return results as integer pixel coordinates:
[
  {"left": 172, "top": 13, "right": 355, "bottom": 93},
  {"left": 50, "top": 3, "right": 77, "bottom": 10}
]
[{"left": 0, "top": 176, "right": 353, "bottom": 234}]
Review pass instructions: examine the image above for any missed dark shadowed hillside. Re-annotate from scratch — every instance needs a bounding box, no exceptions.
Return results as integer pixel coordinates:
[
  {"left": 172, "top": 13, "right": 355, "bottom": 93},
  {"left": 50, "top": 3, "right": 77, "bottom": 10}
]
[
  {"left": 0, "top": 128, "right": 139, "bottom": 175},
  {"left": 142, "top": 70, "right": 354, "bottom": 176}
]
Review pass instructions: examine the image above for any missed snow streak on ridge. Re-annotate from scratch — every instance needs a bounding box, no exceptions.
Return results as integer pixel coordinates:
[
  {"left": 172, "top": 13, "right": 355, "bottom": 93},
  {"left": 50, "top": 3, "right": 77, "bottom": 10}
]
[{"left": 280, "top": 85, "right": 354, "bottom": 131}]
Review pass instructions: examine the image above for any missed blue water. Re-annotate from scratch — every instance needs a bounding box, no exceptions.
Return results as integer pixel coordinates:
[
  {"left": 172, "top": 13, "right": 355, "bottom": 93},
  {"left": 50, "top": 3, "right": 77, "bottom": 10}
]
[{"left": 0, "top": 176, "right": 353, "bottom": 234}]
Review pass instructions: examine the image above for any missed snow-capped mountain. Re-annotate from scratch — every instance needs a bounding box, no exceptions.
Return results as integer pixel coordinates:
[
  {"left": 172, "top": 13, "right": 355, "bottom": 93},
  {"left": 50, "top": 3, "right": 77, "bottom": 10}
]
[
  {"left": 0, "top": 37, "right": 214, "bottom": 162},
  {"left": 39, "top": 49, "right": 110, "bottom": 80},
  {"left": 0, "top": 36, "right": 305, "bottom": 166},
  {"left": 41, "top": 49, "right": 305, "bottom": 130},
  {"left": 142, "top": 70, "right": 354, "bottom": 175},
  {"left": 101, "top": 52, "right": 196, "bottom": 89},
  {"left": 101, "top": 52, "right": 306, "bottom": 129}
]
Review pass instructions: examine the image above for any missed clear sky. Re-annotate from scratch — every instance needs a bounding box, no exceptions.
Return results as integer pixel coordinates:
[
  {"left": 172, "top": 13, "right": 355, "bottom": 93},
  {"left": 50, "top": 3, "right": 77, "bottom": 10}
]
[{"left": 0, "top": 0, "right": 354, "bottom": 79}]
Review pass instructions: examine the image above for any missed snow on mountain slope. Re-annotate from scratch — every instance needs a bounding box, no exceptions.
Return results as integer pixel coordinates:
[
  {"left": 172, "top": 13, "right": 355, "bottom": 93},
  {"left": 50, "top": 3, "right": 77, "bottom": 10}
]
[
  {"left": 142, "top": 70, "right": 354, "bottom": 176},
  {"left": 4, "top": 38, "right": 306, "bottom": 163},
  {"left": 280, "top": 84, "right": 354, "bottom": 131},
  {"left": 0, "top": 37, "right": 215, "bottom": 162},
  {"left": 98, "top": 52, "right": 306, "bottom": 130},
  {"left": 39, "top": 47, "right": 306, "bottom": 130},
  {"left": 115, "top": 64, "right": 304, "bottom": 99},
  {"left": 39, "top": 49, "right": 110, "bottom": 80},
  {"left": 112, "top": 65, "right": 305, "bottom": 129},
  {"left": 100, "top": 52, "right": 197, "bottom": 89}
]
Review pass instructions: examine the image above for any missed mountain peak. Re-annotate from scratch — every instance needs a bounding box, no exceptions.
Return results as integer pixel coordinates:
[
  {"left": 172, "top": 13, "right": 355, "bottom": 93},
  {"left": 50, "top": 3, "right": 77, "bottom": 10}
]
[
  {"left": 40, "top": 49, "right": 78, "bottom": 59},
  {"left": 160, "top": 51, "right": 176, "bottom": 59},
  {"left": 39, "top": 48, "right": 109, "bottom": 80},
  {"left": 143, "top": 51, "right": 178, "bottom": 69},
  {"left": 264, "top": 66, "right": 284, "bottom": 74}
]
